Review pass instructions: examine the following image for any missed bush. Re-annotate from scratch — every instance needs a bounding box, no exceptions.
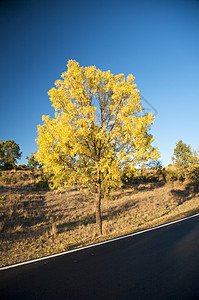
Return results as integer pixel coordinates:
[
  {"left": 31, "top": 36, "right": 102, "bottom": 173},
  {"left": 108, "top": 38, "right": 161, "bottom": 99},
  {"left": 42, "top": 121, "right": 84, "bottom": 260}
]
[
  {"left": 121, "top": 170, "right": 159, "bottom": 185},
  {"left": 0, "top": 164, "right": 13, "bottom": 171},
  {"left": 186, "top": 165, "right": 199, "bottom": 188},
  {"left": 136, "top": 174, "right": 158, "bottom": 183},
  {"left": 34, "top": 175, "right": 49, "bottom": 188},
  {"left": 0, "top": 175, "right": 11, "bottom": 184},
  {"left": 121, "top": 170, "right": 134, "bottom": 185},
  {"left": 164, "top": 169, "right": 179, "bottom": 183}
]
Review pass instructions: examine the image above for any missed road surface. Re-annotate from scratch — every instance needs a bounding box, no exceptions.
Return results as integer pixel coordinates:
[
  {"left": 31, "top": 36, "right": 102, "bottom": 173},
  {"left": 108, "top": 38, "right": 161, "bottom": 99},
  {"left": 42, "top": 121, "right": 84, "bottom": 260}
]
[{"left": 1, "top": 215, "right": 199, "bottom": 299}]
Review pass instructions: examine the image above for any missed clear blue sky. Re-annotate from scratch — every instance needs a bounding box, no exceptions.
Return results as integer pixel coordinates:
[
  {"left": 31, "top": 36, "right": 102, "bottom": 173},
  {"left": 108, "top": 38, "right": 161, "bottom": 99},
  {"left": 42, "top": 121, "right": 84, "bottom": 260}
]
[{"left": 1, "top": 0, "right": 199, "bottom": 166}]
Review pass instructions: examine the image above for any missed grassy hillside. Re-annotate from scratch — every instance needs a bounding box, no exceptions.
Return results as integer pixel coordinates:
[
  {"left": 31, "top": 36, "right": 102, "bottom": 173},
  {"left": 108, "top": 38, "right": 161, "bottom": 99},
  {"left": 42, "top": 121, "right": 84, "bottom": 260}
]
[{"left": 1, "top": 169, "right": 199, "bottom": 267}]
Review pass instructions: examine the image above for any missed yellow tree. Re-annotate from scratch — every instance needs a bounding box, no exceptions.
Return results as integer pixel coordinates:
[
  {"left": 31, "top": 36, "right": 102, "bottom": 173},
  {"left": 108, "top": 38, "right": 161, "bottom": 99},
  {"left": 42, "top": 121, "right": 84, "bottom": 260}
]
[{"left": 37, "top": 60, "right": 159, "bottom": 234}]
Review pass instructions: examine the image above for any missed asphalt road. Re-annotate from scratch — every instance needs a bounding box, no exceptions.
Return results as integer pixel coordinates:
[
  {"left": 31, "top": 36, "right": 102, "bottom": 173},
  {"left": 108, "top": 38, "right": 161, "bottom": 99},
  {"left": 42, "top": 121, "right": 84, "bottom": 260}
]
[{"left": 1, "top": 215, "right": 199, "bottom": 300}]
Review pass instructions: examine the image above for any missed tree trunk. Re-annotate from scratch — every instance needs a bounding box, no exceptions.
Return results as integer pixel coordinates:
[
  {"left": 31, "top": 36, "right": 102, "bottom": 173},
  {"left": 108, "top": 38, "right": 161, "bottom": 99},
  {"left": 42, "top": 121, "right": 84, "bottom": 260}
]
[
  {"left": 96, "top": 189, "right": 102, "bottom": 235},
  {"left": 96, "top": 165, "right": 102, "bottom": 235}
]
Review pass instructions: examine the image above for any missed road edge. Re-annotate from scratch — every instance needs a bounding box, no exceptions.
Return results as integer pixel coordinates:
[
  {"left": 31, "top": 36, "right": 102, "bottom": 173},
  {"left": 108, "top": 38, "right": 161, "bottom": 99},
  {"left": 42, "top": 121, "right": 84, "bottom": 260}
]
[{"left": 1, "top": 212, "right": 199, "bottom": 271}]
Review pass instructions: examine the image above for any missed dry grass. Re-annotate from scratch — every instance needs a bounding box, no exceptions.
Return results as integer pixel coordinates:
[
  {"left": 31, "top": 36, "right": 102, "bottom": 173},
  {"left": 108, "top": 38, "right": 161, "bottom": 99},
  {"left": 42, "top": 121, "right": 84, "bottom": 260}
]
[{"left": 0, "top": 170, "right": 199, "bottom": 268}]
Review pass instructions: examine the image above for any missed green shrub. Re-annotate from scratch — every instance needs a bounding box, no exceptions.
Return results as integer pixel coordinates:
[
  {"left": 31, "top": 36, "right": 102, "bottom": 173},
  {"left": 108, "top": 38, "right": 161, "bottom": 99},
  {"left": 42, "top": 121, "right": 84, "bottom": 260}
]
[
  {"left": 34, "top": 175, "right": 49, "bottom": 188},
  {"left": 164, "top": 169, "right": 178, "bottom": 183},
  {"left": 0, "top": 175, "right": 11, "bottom": 184},
  {"left": 122, "top": 172, "right": 159, "bottom": 184},
  {"left": 121, "top": 171, "right": 134, "bottom": 185},
  {"left": 146, "top": 174, "right": 159, "bottom": 182},
  {"left": 186, "top": 165, "right": 199, "bottom": 188}
]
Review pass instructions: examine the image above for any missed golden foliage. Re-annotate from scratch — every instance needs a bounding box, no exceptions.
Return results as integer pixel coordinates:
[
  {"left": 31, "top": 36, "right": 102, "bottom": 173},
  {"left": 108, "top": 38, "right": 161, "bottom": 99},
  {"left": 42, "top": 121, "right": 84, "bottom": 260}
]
[{"left": 37, "top": 60, "right": 159, "bottom": 194}]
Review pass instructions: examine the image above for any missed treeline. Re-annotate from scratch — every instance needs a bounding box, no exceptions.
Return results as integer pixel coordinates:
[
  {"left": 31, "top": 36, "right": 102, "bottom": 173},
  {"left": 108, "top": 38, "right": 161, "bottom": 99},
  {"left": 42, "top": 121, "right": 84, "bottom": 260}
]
[
  {"left": 122, "top": 140, "right": 199, "bottom": 188},
  {"left": 1, "top": 139, "right": 199, "bottom": 188}
]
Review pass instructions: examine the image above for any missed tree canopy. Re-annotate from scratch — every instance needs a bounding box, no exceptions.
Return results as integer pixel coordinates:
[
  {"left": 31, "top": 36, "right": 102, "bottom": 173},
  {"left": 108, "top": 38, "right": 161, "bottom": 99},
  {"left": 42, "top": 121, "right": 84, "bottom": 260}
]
[
  {"left": 172, "top": 140, "right": 199, "bottom": 170},
  {"left": 0, "top": 140, "right": 22, "bottom": 170},
  {"left": 37, "top": 60, "right": 159, "bottom": 234},
  {"left": 172, "top": 140, "right": 193, "bottom": 167},
  {"left": 172, "top": 140, "right": 199, "bottom": 181}
]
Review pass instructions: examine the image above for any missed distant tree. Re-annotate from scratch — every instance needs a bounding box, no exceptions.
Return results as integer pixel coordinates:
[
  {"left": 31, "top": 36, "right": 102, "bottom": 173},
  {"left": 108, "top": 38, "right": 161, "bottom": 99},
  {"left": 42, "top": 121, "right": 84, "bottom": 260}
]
[
  {"left": 0, "top": 140, "right": 22, "bottom": 170},
  {"left": 172, "top": 140, "right": 193, "bottom": 167},
  {"left": 26, "top": 152, "right": 41, "bottom": 182},
  {"left": 172, "top": 140, "right": 199, "bottom": 180},
  {"left": 37, "top": 60, "right": 160, "bottom": 234},
  {"left": 26, "top": 152, "right": 41, "bottom": 169}
]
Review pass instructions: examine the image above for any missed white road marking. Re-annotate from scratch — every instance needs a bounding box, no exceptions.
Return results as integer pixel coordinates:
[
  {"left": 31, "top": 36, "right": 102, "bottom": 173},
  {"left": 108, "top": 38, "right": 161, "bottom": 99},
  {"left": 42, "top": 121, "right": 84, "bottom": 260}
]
[{"left": 1, "top": 213, "right": 199, "bottom": 271}]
